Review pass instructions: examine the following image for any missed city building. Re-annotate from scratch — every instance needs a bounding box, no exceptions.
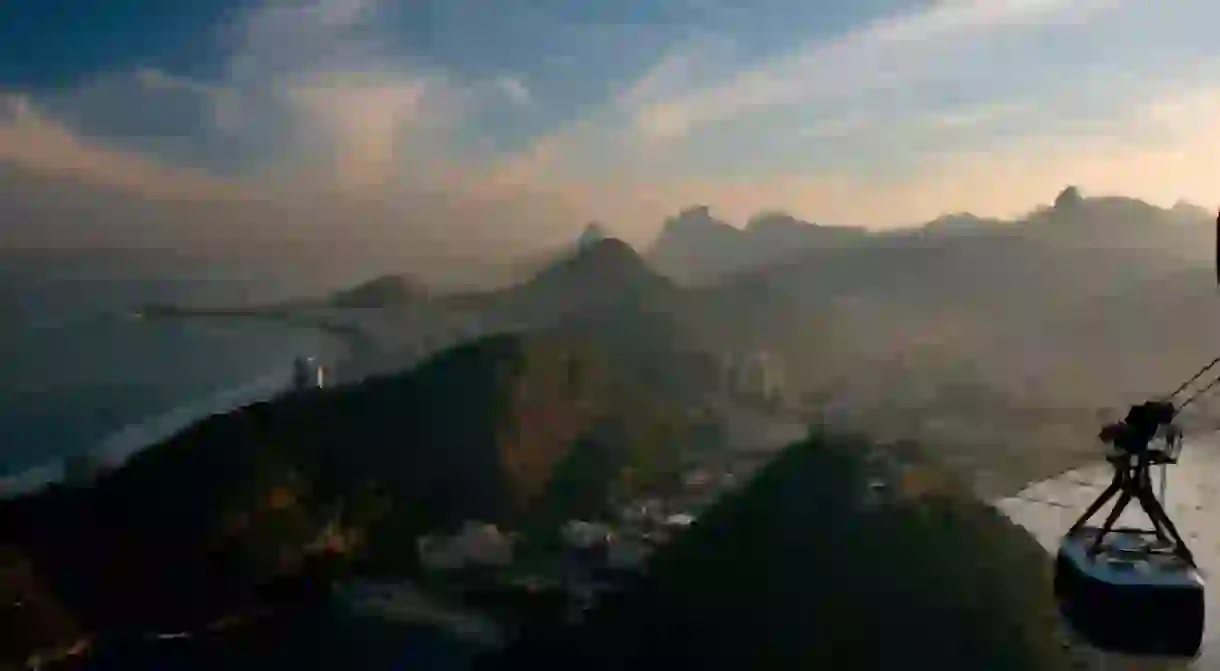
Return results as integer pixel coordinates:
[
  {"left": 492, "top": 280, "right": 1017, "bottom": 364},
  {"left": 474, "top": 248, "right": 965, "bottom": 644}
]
[{"left": 292, "top": 356, "right": 326, "bottom": 390}]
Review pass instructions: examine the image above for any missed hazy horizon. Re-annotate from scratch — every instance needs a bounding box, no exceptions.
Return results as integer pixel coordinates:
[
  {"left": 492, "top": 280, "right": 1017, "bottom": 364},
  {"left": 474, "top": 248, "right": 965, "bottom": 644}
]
[{"left": 5, "top": 0, "right": 1220, "bottom": 280}]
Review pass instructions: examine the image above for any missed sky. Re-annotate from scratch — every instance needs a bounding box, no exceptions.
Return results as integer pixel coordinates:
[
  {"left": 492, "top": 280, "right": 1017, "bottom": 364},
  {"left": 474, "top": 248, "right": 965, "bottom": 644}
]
[{"left": 3, "top": 0, "right": 1220, "bottom": 254}]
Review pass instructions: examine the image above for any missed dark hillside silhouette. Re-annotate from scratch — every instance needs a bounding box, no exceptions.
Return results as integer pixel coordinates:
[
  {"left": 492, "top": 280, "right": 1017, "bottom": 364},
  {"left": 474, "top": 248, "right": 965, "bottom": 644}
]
[
  {"left": 0, "top": 332, "right": 698, "bottom": 664},
  {"left": 326, "top": 274, "right": 428, "bottom": 308},
  {"left": 493, "top": 432, "right": 1077, "bottom": 671}
]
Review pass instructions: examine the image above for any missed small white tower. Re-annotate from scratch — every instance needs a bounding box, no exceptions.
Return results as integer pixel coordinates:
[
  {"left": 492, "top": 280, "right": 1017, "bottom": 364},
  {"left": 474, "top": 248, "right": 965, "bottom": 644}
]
[{"left": 292, "top": 356, "right": 326, "bottom": 390}]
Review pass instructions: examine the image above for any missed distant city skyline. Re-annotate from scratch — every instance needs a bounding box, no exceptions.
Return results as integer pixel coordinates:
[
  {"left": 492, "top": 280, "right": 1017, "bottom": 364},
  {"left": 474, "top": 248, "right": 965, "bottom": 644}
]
[{"left": 3, "top": 0, "right": 1220, "bottom": 249}]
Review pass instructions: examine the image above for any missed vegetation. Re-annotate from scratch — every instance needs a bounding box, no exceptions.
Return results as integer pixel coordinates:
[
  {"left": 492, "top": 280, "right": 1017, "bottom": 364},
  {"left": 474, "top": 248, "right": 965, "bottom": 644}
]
[
  {"left": 0, "top": 331, "right": 702, "bottom": 663},
  {"left": 494, "top": 431, "right": 1077, "bottom": 671}
]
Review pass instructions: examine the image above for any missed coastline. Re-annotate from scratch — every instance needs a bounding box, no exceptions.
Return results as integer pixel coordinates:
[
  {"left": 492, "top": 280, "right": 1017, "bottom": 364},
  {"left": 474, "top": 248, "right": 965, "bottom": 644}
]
[
  {"left": 0, "top": 308, "right": 376, "bottom": 500},
  {"left": 170, "top": 302, "right": 1125, "bottom": 504},
  {"left": 0, "top": 366, "right": 301, "bottom": 499},
  {"left": 7, "top": 301, "right": 1129, "bottom": 521},
  {"left": 135, "top": 305, "right": 381, "bottom": 382}
]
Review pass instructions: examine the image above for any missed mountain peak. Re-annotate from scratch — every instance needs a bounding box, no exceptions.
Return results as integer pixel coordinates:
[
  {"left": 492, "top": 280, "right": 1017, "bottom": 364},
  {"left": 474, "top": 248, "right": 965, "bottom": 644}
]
[
  {"left": 662, "top": 205, "right": 734, "bottom": 234},
  {"left": 327, "top": 274, "right": 428, "bottom": 308},
  {"left": 650, "top": 206, "right": 869, "bottom": 283},
  {"left": 561, "top": 236, "right": 652, "bottom": 276},
  {"left": 1172, "top": 200, "right": 1211, "bottom": 220},
  {"left": 530, "top": 237, "right": 670, "bottom": 296},
  {"left": 745, "top": 211, "right": 809, "bottom": 232},
  {"left": 922, "top": 212, "right": 1006, "bottom": 233},
  {"left": 577, "top": 222, "right": 611, "bottom": 250},
  {"left": 1053, "top": 185, "right": 1084, "bottom": 212}
]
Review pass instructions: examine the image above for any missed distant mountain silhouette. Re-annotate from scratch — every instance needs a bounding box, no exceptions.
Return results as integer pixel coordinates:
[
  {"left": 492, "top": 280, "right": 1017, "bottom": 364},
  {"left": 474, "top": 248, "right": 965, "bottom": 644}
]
[
  {"left": 0, "top": 332, "right": 699, "bottom": 664},
  {"left": 649, "top": 189, "right": 1213, "bottom": 285},
  {"left": 648, "top": 206, "right": 868, "bottom": 283},
  {"left": 472, "top": 237, "right": 680, "bottom": 330},
  {"left": 431, "top": 237, "right": 722, "bottom": 407},
  {"left": 527, "top": 237, "right": 671, "bottom": 296},
  {"left": 493, "top": 433, "right": 1079, "bottom": 671},
  {"left": 327, "top": 274, "right": 428, "bottom": 309},
  {"left": 575, "top": 222, "right": 610, "bottom": 250},
  {"left": 1053, "top": 185, "right": 1084, "bottom": 213},
  {"left": 745, "top": 210, "right": 868, "bottom": 249},
  {"left": 489, "top": 222, "right": 624, "bottom": 289},
  {"left": 648, "top": 206, "right": 742, "bottom": 283},
  {"left": 1171, "top": 199, "right": 1212, "bottom": 222},
  {"left": 653, "top": 187, "right": 1220, "bottom": 488},
  {"left": 919, "top": 212, "right": 1008, "bottom": 235}
]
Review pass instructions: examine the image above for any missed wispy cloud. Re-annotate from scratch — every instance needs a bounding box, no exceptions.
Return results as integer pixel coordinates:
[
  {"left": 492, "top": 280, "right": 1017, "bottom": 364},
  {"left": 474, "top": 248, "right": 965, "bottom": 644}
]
[
  {"left": 625, "top": 0, "right": 1119, "bottom": 141},
  {"left": 925, "top": 101, "right": 1032, "bottom": 129},
  {"left": 277, "top": 74, "right": 428, "bottom": 196},
  {"left": 0, "top": 94, "right": 245, "bottom": 200},
  {"left": 133, "top": 67, "right": 244, "bottom": 135},
  {"left": 495, "top": 76, "right": 533, "bottom": 108},
  {"left": 798, "top": 116, "right": 874, "bottom": 139},
  {"left": 7, "top": 0, "right": 1220, "bottom": 259},
  {"left": 216, "top": 0, "right": 479, "bottom": 197}
]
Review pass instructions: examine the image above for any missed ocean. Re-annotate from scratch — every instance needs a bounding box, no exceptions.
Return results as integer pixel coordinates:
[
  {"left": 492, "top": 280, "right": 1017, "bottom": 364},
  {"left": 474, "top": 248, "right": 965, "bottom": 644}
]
[{"left": 0, "top": 254, "right": 350, "bottom": 489}]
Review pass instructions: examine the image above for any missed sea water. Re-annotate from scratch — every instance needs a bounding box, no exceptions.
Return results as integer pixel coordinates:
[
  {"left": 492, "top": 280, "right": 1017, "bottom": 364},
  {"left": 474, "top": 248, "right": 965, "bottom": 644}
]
[{"left": 0, "top": 255, "right": 347, "bottom": 493}]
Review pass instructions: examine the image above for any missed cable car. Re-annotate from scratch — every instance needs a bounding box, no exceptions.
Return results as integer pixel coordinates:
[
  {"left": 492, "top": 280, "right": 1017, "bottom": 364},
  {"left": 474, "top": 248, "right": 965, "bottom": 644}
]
[
  {"left": 1053, "top": 208, "right": 1220, "bottom": 658},
  {"left": 1054, "top": 403, "right": 1204, "bottom": 659}
]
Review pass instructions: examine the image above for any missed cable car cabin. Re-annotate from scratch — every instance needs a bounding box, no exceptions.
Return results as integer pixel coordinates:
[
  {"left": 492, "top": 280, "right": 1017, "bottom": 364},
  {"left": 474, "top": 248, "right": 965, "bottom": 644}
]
[
  {"left": 1055, "top": 406, "right": 1203, "bottom": 659},
  {"left": 1055, "top": 528, "right": 1204, "bottom": 659}
]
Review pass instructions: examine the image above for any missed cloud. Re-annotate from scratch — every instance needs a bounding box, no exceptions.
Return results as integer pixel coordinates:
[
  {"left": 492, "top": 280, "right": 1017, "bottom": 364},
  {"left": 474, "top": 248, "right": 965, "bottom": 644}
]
[
  {"left": 625, "top": 0, "right": 1119, "bottom": 141},
  {"left": 277, "top": 73, "right": 428, "bottom": 195},
  {"left": 215, "top": 0, "right": 481, "bottom": 197},
  {"left": 0, "top": 94, "right": 246, "bottom": 201},
  {"left": 313, "top": 0, "right": 379, "bottom": 28},
  {"left": 134, "top": 67, "right": 222, "bottom": 98},
  {"left": 495, "top": 76, "right": 533, "bottom": 108},
  {"left": 1137, "top": 87, "right": 1220, "bottom": 141},
  {"left": 800, "top": 85, "right": 1220, "bottom": 222},
  {"left": 0, "top": 0, "right": 591, "bottom": 276},
  {"left": 133, "top": 67, "right": 244, "bottom": 136},
  {"left": 925, "top": 101, "right": 1033, "bottom": 130},
  {"left": 2, "top": 0, "right": 449, "bottom": 202},
  {"left": 798, "top": 116, "right": 875, "bottom": 139},
  {"left": 473, "top": 0, "right": 1131, "bottom": 210},
  {"left": 474, "top": 60, "right": 1220, "bottom": 237},
  {"left": 6, "top": 0, "right": 1220, "bottom": 267}
]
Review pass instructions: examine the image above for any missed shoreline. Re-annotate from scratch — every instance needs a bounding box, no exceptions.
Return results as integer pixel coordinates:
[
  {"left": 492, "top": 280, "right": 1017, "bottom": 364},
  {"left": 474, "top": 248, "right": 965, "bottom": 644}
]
[
  {"left": 135, "top": 305, "right": 381, "bottom": 376},
  {"left": 0, "top": 366, "right": 300, "bottom": 499},
  {"left": 0, "top": 308, "right": 377, "bottom": 500}
]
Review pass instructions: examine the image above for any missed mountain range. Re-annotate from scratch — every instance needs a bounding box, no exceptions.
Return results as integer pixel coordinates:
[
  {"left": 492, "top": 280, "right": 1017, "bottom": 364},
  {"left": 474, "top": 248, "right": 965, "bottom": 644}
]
[
  {"left": 4, "top": 183, "right": 1220, "bottom": 667},
  {"left": 647, "top": 205, "right": 870, "bottom": 284},
  {"left": 278, "top": 187, "right": 1220, "bottom": 452},
  {"left": 158, "top": 182, "right": 1220, "bottom": 491},
  {"left": 645, "top": 188, "right": 1213, "bottom": 285},
  {"left": 143, "top": 185, "right": 1220, "bottom": 475},
  {"left": 522, "top": 191, "right": 1219, "bottom": 482}
]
